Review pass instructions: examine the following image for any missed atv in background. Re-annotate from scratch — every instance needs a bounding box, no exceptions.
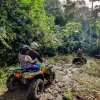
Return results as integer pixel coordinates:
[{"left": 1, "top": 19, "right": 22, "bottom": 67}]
[
  {"left": 6, "top": 64, "right": 55, "bottom": 100},
  {"left": 95, "top": 52, "right": 100, "bottom": 59},
  {"left": 72, "top": 57, "right": 87, "bottom": 64}
]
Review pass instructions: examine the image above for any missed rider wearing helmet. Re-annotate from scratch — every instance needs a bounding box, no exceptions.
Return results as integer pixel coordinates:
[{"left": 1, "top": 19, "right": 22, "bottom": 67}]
[
  {"left": 18, "top": 45, "right": 38, "bottom": 70},
  {"left": 27, "top": 42, "right": 45, "bottom": 72},
  {"left": 27, "top": 42, "right": 43, "bottom": 63}
]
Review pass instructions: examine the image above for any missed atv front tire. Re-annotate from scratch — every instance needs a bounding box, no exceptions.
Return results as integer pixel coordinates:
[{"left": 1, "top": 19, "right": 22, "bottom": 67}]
[{"left": 48, "top": 71, "right": 55, "bottom": 84}]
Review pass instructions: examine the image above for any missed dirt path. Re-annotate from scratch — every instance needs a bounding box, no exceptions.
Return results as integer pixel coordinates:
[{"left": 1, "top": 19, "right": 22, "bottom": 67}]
[
  {"left": 0, "top": 61, "right": 83, "bottom": 100},
  {"left": 40, "top": 61, "right": 83, "bottom": 100}
]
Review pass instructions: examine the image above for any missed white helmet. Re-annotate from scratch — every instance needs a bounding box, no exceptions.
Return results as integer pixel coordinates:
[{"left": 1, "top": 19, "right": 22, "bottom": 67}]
[{"left": 30, "top": 42, "right": 39, "bottom": 49}]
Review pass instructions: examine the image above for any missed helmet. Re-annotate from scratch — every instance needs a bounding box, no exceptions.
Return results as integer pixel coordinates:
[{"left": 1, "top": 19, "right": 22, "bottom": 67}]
[
  {"left": 22, "top": 45, "right": 31, "bottom": 50},
  {"left": 30, "top": 42, "right": 39, "bottom": 50},
  {"left": 20, "top": 45, "right": 31, "bottom": 55}
]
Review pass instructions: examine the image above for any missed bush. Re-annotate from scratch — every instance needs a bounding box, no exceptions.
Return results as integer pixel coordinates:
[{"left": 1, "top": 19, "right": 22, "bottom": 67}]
[
  {"left": 0, "top": 68, "right": 9, "bottom": 87},
  {"left": 57, "top": 43, "right": 73, "bottom": 54},
  {"left": 39, "top": 45, "right": 56, "bottom": 57},
  {"left": 57, "top": 44, "right": 69, "bottom": 54},
  {"left": 89, "top": 48, "right": 100, "bottom": 56}
]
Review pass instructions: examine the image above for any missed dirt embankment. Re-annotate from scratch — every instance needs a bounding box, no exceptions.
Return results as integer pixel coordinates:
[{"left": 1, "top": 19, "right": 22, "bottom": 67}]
[{"left": 0, "top": 61, "right": 85, "bottom": 100}]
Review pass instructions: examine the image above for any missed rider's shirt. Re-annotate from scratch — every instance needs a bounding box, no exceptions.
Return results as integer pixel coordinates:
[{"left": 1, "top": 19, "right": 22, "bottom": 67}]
[
  {"left": 27, "top": 50, "right": 43, "bottom": 63},
  {"left": 18, "top": 53, "right": 32, "bottom": 69},
  {"left": 77, "top": 51, "right": 83, "bottom": 57}
]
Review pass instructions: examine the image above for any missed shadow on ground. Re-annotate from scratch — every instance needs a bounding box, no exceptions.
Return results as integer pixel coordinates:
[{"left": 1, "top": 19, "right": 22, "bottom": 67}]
[
  {"left": 0, "top": 86, "right": 27, "bottom": 100},
  {"left": 0, "top": 84, "right": 51, "bottom": 100}
]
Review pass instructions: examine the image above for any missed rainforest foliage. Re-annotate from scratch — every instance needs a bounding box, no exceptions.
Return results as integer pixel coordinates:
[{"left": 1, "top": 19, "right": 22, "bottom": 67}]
[{"left": 0, "top": 0, "right": 100, "bottom": 66}]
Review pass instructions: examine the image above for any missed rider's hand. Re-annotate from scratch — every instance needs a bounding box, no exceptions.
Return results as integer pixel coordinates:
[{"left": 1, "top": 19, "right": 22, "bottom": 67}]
[
  {"left": 34, "top": 59, "right": 37, "bottom": 63},
  {"left": 42, "top": 58, "right": 46, "bottom": 62}
]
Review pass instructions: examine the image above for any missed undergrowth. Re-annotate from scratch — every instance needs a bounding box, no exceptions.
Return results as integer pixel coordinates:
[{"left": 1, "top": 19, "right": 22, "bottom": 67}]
[
  {"left": 45, "top": 54, "right": 74, "bottom": 64},
  {"left": 72, "top": 59, "right": 100, "bottom": 100},
  {"left": 0, "top": 68, "right": 9, "bottom": 87},
  {"left": 63, "top": 89, "right": 73, "bottom": 100}
]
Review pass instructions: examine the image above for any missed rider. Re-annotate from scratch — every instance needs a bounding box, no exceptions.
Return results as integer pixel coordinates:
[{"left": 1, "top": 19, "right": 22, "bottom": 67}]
[
  {"left": 18, "top": 45, "right": 39, "bottom": 71},
  {"left": 27, "top": 42, "right": 45, "bottom": 72},
  {"left": 77, "top": 48, "right": 84, "bottom": 57}
]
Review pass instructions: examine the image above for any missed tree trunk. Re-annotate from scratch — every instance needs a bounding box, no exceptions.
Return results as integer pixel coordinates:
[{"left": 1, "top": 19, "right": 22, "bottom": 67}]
[{"left": 92, "top": 0, "right": 94, "bottom": 16}]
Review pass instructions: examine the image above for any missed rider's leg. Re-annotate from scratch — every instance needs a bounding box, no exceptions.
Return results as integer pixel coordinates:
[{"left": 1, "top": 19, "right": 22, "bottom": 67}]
[{"left": 29, "top": 64, "right": 40, "bottom": 71}]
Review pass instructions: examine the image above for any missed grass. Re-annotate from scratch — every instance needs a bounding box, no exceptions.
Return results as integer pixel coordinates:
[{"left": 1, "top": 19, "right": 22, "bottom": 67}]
[
  {"left": 0, "top": 68, "right": 9, "bottom": 87},
  {"left": 85, "top": 59, "right": 100, "bottom": 77},
  {"left": 63, "top": 89, "right": 73, "bottom": 100},
  {"left": 45, "top": 54, "right": 74, "bottom": 64},
  {"left": 72, "top": 59, "right": 100, "bottom": 100}
]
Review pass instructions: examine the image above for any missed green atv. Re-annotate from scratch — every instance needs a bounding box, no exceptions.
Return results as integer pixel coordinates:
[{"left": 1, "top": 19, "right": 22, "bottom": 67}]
[{"left": 6, "top": 64, "right": 55, "bottom": 100}]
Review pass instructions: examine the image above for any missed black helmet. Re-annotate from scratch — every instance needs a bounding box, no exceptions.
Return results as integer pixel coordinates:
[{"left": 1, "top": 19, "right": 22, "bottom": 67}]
[{"left": 19, "top": 45, "right": 31, "bottom": 55}]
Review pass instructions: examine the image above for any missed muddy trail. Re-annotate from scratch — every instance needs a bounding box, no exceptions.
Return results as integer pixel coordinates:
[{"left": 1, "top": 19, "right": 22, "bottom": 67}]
[{"left": 0, "top": 61, "right": 84, "bottom": 100}]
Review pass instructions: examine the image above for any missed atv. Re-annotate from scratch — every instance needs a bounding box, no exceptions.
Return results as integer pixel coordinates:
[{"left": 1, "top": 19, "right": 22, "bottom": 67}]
[
  {"left": 6, "top": 64, "right": 55, "bottom": 100},
  {"left": 72, "top": 57, "right": 87, "bottom": 64},
  {"left": 95, "top": 53, "right": 100, "bottom": 59}
]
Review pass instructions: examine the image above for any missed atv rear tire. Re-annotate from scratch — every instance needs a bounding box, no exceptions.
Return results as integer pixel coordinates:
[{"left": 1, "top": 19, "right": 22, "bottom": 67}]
[
  {"left": 6, "top": 74, "right": 20, "bottom": 90},
  {"left": 25, "top": 79, "right": 44, "bottom": 100},
  {"left": 82, "top": 58, "right": 87, "bottom": 64}
]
